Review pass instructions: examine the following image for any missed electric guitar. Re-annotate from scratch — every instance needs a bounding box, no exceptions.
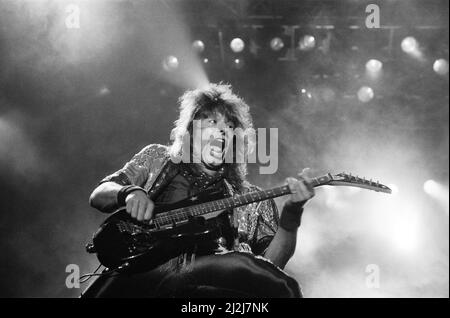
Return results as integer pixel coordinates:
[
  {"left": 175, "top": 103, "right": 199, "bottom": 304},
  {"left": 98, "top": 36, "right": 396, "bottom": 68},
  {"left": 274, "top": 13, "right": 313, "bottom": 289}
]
[{"left": 86, "top": 173, "right": 391, "bottom": 273}]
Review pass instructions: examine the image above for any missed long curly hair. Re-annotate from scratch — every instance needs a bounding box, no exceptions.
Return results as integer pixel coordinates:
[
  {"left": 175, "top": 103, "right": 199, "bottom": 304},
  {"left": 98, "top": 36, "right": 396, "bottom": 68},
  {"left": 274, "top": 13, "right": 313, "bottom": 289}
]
[{"left": 169, "top": 83, "right": 255, "bottom": 192}]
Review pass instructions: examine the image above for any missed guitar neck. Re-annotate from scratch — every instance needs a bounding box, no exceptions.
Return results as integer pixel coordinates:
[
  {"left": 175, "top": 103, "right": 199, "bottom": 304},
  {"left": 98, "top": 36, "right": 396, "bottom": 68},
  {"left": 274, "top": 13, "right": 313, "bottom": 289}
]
[{"left": 151, "top": 174, "right": 334, "bottom": 228}]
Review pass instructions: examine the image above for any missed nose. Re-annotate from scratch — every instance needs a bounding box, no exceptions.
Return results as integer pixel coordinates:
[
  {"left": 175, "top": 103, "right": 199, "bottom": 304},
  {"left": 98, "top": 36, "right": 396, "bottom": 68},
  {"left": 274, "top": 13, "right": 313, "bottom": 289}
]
[{"left": 216, "top": 121, "right": 227, "bottom": 135}]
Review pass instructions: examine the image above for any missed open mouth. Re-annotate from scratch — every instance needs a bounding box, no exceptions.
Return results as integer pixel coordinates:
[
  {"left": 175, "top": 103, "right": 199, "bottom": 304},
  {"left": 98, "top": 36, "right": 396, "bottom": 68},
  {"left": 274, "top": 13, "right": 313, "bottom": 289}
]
[{"left": 210, "top": 137, "right": 226, "bottom": 150}]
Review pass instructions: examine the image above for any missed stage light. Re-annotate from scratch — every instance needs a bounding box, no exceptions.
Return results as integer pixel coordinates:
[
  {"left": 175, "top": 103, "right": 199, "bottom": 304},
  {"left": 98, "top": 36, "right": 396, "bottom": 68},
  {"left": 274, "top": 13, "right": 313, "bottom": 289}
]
[
  {"left": 192, "top": 40, "right": 205, "bottom": 53},
  {"left": 357, "top": 86, "right": 374, "bottom": 103},
  {"left": 233, "top": 58, "right": 244, "bottom": 69},
  {"left": 230, "top": 38, "right": 245, "bottom": 53},
  {"left": 424, "top": 180, "right": 439, "bottom": 195},
  {"left": 366, "top": 59, "right": 383, "bottom": 73},
  {"left": 162, "top": 55, "right": 179, "bottom": 72},
  {"left": 98, "top": 86, "right": 110, "bottom": 96},
  {"left": 401, "top": 36, "right": 418, "bottom": 54},
  {"left": 203, "top": 58, "right": 209, "bottom": 64},
  {"left": 299, "top": 35, "right": 316, "bottom": 51},
  {"left": 270, "top": 37, "right": 284, "bottom": 51},
  {"left": 300, "top": 88, "right": 312, "bottom": 99},
  {"left": 433, "top": 59, "right": 449, "bottom": 76},
  {"left": 423, "top": 180, "right": 449, "bottom": 214}
]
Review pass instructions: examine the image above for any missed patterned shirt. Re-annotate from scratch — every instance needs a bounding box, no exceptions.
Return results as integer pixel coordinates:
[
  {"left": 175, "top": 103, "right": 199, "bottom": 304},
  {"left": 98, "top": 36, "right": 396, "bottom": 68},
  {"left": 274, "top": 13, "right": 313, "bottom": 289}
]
[{"left": 100, "top": 144, "right": 280, "bottom": 256}]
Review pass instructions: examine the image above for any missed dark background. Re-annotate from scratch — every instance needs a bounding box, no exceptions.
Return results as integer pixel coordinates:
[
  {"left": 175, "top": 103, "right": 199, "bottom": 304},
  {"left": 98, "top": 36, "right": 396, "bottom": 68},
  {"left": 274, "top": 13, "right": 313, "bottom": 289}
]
[{"left": 0, "top": 0, "right": 448, "bottom": 297}]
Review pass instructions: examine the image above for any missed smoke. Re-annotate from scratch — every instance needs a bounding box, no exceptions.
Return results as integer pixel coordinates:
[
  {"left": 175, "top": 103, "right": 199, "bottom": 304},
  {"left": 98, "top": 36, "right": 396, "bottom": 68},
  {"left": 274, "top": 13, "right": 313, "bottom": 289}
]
[{"left": 0, "top": 0, "right": 447, "bottom": 298}]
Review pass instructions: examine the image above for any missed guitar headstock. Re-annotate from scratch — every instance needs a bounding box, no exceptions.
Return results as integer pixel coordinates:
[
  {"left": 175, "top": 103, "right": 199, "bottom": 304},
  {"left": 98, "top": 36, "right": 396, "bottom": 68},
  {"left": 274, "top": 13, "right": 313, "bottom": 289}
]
[{"left": 327, "top": 172, "right": 392, "bottom": 194}]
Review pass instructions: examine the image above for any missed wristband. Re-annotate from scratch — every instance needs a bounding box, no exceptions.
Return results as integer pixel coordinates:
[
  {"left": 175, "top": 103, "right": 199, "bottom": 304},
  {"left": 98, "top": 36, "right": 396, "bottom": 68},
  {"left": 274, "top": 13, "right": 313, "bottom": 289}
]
[
  {"left": 117, "top": 185, "right": 147, "bottom": 207},
  {"left": 279, "top": 200, "right": 304, "bottom": 232}
]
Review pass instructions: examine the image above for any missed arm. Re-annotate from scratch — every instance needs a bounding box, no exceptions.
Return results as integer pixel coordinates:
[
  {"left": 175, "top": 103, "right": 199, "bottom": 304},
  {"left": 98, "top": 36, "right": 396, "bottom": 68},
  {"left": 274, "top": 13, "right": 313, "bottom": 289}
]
[
  {"left": 89, "top": 181, "right": 153, "bottom": 220},
  {"left": 263, "top": 221, "right": 298, "bottom": 269},
  {"left": 264, "top": 169, "right": 315, "bottom": 269},
  {"left": 89, "top": 160, "right": 149, "bottom": 213},
  {"left": 89, "top": 144, "right": 161, "bottom": 220},
  {"left": 89, "top": 181, "right": 124, "bottom": 213}
]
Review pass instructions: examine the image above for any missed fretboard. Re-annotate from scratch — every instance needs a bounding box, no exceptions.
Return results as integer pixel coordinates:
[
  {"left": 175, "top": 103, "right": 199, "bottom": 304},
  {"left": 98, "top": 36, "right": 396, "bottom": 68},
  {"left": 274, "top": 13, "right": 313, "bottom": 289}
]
[{"left": 150, "top": 174, "right": 333, "bottom": 228}]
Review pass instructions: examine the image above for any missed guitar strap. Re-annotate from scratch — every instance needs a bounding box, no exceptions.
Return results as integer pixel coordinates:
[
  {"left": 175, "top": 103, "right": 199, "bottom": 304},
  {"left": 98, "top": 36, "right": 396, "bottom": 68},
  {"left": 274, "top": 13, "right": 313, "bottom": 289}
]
[
  {"left": 147, "top": 159, "right": 180, "bottom": 201},
  {"left": 148, "top": 159, "right": 227, "bottom": 203}
]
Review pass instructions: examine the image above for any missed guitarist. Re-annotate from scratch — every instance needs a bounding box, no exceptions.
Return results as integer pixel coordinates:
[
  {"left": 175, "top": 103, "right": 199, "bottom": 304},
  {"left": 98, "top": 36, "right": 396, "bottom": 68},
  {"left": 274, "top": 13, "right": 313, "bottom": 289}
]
[{"left": 83, "top": 83, "right": 315, "bottom": 298}]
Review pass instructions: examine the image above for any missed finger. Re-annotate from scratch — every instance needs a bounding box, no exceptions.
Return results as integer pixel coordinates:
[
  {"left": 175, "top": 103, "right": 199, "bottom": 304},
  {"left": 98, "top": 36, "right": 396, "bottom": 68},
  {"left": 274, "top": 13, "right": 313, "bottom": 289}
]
[
  {"left": 144, "top": 201, "right": 154, "bottom": 220},
  {"left": 131, "top": 200, "right": 139, "bottom": 219},
  {"left": 136, "top": 201, "right": 146, "bottom": 221},
  {"left": 298, "top": 167, "right": 311, "bottom": 180},
  {"left": 303, "top": 167, "right": 312, "bottom": 179},
  {"left": 126, "top": 200, "right": 134, "bottom": 214},
  {"left": 293, "top": 182, "right": 306, "bottom": 201},
  {"left": 298, "top": 168, "right": 314, "bottom": 191},
  {"left": 287, "top": 179, "right": 306, "bottom": 202},
  {"left": 298, "top": 180, "right": 315, "bottom": 199},
  {"left": 286, "top": 177, "right": 297, "bottom": 193}
]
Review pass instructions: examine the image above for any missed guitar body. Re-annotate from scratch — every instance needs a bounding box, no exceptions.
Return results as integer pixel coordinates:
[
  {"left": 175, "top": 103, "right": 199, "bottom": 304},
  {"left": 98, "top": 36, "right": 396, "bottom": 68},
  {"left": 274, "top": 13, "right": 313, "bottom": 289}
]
[{"left": 90, "top": 190, "right": 227, "bottom": 273}]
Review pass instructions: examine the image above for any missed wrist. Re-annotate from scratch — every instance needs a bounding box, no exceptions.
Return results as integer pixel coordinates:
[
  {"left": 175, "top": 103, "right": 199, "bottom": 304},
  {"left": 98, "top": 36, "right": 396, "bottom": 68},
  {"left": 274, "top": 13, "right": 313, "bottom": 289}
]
[
  {"left": 279, "top": 200, "right": 304, "bottom": 232},
  {"left": 117, "top": 185, "right": 147, "bottom": 207}
]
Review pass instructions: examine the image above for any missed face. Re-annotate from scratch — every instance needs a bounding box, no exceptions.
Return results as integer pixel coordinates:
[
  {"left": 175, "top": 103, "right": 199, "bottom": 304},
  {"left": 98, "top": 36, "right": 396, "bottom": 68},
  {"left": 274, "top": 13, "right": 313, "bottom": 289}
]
[{"left": 192, "top": 112, "right": 235, "bottom": 168}]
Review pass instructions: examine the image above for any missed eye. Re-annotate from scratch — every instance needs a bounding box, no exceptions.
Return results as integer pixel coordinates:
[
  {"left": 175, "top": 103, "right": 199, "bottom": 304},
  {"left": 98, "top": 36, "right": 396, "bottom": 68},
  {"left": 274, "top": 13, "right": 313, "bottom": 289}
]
[
  {"left": 209, "top": 119, "right": 217, "bottom": 125},
  {"left": 226, "top": 122, "right": 235, "bottom": 129}
]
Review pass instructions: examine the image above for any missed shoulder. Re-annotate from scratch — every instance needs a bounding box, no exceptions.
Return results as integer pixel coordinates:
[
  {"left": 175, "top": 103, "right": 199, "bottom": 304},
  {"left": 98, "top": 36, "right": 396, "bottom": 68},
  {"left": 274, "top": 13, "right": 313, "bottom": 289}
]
[
  {"left": 128, "top": 144, "right": 169, "bottom": 167},
  {"left": 137, "top": 144, "right": 169, "bottom": 158}
]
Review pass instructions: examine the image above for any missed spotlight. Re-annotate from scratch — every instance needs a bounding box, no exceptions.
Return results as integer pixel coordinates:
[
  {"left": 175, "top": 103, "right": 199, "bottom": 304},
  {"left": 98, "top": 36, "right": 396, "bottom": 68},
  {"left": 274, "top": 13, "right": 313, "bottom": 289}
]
[
  {"left": 433, "top": 59, "right": 449, "bottom": 76},
  {"left": 162, "top": 55, "right": 179, "bottom": 72},
  {"left": 192, "top": 40, "right": 205, "bottom": 53},
  {"left": 98, "top": 86, "right": 110, "bottom": 96},
  {"left": 270, "top": 37, "right": 284, "bottom": 51},
  {"left": 401, "top": 36, "right": 418, "bottom": 54},
  {"left": 203, "top": 58, "right": 209, "bottom": 64},
  {"left": 423, "top": 180, "right": 449, "bottom": 214},
  {"left": 300, "top": 88, "right": 312, "bottom": 99},
  {"left": 298, "top": 35, "right": 316, "bottom": 51},
  {"left": 366, "top": 59, "right": 383, "bottom": 73},
  {"left": 424, "top": 180, "right": 439, "bottom": 195},
  {"left": 230, "top": 38, "right": 245, "bottom": 53},
  {"left": 233, "top": 58, "right": 244, "bottom": 69},
  {"left": 357, "top": 86, "right": 374, "bottom": 103}
]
